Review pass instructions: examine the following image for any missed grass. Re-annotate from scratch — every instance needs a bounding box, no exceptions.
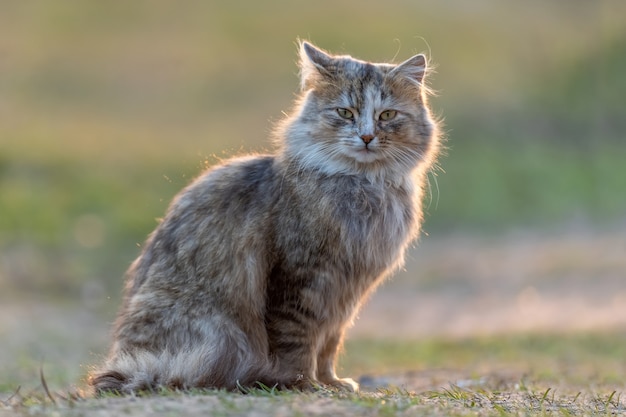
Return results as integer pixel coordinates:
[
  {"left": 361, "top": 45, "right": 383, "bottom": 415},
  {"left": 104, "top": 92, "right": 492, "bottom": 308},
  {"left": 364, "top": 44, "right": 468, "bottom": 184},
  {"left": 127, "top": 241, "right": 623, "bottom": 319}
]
[
  {"left": 344, "top": 334, "right": 626, "bottom": 391},
  {"left": 2, "top": 333, "right": 625, "bottom": 416},
  {"left": 2, "top": 375, "right": 624, "bottom": 417},
  {"left": 4, "top": 376, "right": 626, "bottom": 417}
]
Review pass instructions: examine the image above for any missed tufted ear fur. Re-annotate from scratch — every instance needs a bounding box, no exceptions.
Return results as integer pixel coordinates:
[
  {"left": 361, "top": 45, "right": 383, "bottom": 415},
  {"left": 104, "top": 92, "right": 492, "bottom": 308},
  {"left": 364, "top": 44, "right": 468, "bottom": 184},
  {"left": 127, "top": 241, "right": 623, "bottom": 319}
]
[
  {"left": 299, "top": 41, "right": 336, "bottom": 91},
  {"left": 389, "top": 54, "right": 427, "bottom": 86}
]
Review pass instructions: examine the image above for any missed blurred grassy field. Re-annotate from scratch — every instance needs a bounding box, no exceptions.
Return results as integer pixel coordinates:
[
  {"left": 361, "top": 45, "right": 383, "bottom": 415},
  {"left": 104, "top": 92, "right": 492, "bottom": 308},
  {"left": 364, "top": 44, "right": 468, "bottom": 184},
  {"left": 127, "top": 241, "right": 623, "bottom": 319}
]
[
  {"left": 1, "top": 0, "right": 626, "bottom": 403},
  {"left": 2, "top": 0, "right": 625, "bottom": 300}
]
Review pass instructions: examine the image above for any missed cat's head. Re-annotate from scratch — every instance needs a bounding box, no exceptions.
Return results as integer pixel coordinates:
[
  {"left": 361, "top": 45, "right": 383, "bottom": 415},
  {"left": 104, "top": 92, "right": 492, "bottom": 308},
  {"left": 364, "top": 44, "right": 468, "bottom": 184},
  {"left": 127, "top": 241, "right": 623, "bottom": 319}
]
[{"left": 278, "top": 41, "right": 438, "bottom": 182}]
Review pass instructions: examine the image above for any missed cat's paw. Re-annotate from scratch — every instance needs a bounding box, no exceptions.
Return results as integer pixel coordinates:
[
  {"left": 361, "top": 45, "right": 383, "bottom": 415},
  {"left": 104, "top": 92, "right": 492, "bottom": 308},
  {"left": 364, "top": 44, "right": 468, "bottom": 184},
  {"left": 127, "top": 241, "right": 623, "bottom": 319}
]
[
  {"left": 290, "top": 377, "right": 317, "bottom": 392},
  {"left": 89, "top": 370, "right": 128, "bottom": 396},
  {"left": 326, "top": 377, "right": 359, "bottom": 393}
]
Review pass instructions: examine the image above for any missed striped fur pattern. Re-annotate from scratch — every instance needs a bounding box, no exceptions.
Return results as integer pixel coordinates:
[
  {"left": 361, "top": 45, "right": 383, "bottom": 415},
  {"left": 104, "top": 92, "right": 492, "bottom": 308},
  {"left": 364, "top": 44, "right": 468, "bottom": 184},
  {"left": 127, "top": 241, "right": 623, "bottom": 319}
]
[{"left": 89, "top": 41, "right": 440, "bottom": 394}]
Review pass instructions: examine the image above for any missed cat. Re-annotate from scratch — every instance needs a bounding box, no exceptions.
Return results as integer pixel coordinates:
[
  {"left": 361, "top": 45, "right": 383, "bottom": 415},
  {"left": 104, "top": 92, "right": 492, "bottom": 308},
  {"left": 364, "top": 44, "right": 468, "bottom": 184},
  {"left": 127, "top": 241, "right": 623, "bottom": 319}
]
[{"left": 89, "top": 41, "right": 440, "bottom": 394}]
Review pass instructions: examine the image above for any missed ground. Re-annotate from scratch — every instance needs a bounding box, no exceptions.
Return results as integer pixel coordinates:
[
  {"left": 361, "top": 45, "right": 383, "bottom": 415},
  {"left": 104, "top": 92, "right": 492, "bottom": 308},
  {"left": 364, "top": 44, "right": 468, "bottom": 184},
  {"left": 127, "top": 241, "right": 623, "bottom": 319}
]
[{"left": 1, "top": 226, "right": 625, "bottom": 416}]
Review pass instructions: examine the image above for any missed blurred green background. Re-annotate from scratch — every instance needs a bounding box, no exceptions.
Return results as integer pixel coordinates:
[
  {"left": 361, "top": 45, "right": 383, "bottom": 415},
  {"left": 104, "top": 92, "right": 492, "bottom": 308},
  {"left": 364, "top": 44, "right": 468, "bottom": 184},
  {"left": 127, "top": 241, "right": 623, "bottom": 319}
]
[{"left": 1, "top": 0, "right": 625, "bottom": 386}]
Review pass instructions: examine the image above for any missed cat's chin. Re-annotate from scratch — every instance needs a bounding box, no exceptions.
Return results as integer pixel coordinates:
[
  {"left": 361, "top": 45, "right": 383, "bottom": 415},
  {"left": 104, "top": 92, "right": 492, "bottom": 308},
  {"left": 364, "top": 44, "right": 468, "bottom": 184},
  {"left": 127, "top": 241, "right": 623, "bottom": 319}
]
[{"left": 350, "top": 148, "right": 382, "bottom": 164}]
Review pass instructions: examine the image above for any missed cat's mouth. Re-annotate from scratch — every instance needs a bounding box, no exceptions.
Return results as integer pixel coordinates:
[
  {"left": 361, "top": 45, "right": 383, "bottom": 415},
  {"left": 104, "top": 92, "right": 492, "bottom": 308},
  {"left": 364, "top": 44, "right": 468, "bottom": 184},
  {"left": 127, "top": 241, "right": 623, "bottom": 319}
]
[{"left": 352, "top": 145, "right": 380, "bottom": 163}]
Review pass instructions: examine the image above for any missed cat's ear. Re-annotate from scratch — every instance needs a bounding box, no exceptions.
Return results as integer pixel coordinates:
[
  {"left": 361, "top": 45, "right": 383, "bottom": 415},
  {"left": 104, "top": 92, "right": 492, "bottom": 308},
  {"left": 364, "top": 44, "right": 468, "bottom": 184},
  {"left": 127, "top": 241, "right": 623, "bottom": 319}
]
[
  {"left": 299, "top": 41, "right": 335, "bottom": 90},
  {"left": 390, "top": 54, "right": 427, "bottom": 85}
]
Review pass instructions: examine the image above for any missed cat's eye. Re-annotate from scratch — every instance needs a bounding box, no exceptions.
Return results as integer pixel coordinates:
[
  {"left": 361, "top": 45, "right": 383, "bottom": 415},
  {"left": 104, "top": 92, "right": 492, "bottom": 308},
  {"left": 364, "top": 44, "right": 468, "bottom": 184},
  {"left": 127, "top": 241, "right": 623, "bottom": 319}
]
[
  {"left": 336, "top": 108, "right": 354, "bottom": 119},
  {"left": 379, "top": 110, "right": 397, "bottom": 121}
]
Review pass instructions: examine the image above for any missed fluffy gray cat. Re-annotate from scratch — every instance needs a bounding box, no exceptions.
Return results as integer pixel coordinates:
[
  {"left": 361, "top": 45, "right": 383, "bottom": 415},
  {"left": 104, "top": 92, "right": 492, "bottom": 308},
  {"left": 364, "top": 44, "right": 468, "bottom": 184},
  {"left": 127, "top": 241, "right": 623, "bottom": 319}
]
[{"left": 90, "top": 41, "right": 440, "bottom": 394}]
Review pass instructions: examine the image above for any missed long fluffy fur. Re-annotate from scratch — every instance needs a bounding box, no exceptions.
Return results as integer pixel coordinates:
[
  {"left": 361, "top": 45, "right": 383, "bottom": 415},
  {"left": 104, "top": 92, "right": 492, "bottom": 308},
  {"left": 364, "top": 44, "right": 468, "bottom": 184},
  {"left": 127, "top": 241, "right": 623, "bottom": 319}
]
[{"left": 90, "top": 41, "right": 440, "bottom": 395}]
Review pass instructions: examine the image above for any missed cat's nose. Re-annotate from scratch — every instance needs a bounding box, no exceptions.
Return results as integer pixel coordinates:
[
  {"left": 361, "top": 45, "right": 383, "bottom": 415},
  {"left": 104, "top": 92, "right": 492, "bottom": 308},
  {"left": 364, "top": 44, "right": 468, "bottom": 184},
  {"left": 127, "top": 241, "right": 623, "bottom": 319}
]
[{"left": 360, "top": 134, "right": 375, "bottom": 144}]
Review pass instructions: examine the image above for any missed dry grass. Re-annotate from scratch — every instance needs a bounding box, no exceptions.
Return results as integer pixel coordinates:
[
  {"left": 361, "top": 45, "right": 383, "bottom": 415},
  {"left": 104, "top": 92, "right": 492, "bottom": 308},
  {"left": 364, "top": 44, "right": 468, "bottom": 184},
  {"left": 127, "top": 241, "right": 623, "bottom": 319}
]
[{"left": 2, "top": 368, "right": 625, "bottom": 417}]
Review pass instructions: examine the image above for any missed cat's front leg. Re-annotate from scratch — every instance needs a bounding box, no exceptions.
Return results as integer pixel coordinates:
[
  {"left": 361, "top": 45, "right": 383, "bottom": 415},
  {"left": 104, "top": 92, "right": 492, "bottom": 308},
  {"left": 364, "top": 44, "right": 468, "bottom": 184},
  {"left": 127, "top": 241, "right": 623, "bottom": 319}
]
[
  {"left": 316, "top": 329, "right": 359, "bottom": 392},
  {"left": 265, "top": 311, "right": 319, "bottom": 390}
]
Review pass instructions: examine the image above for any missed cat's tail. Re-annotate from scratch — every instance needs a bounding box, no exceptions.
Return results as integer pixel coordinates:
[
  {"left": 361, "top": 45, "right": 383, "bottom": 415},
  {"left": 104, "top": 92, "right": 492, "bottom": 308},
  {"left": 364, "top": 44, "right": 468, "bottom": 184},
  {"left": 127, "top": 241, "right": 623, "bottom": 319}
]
[{"left": 89, "top": 330, "right": 270, "bottom": 395}]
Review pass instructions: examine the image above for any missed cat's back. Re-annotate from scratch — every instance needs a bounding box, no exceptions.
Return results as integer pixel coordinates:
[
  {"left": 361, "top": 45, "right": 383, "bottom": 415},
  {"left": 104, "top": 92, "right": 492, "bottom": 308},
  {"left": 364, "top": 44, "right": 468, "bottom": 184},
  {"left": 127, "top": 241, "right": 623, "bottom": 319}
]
[
  {"left": 127, "top": 155, "right": 279, "bottom": 296},
  {"left": 175, "top": 154, "right": 277, "bottom": 214},
  {"left": 160, "top": 153, "right": 280, "bottom": 244}
]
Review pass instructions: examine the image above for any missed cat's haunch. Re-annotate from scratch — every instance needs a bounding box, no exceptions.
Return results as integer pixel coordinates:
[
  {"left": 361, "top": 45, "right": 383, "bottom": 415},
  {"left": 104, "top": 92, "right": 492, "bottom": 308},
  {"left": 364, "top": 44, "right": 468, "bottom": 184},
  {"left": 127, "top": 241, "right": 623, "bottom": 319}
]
[{"left": 90, "top": 41, "right": 440, "bottom": 394}]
